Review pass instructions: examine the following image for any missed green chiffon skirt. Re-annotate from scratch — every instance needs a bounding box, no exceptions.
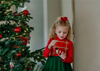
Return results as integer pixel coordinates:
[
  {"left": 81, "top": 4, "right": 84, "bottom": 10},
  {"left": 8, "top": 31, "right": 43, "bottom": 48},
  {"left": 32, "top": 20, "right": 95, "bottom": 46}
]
[{"left": 42, "top": 56, "right": 73, "bottom": 71}]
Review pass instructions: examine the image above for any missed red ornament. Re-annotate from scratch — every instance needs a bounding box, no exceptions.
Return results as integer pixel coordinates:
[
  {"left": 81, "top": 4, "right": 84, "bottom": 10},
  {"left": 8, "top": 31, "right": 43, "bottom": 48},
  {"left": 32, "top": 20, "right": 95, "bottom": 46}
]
[
  {"left": 30, "top": 67, "right": 32, "bottom": 70},
  {"left": 23, "top": 10, "right": 29, "bottom": 16},
  {"left": 0, "top": 34, "right": 2, "bottom": 38},
  {"left": 19, "top": 36, "right": 28, "bottom": 45},
  {"left": 13, "top": 12, "right": 19, "bottom": 16},
  {"left": 16, "top": 53, "right": 22, "bottom": 57},
  {"left": 14, "top": 27, "right": 21, "bottom": 33},
  {"left": 17, "top": 14, "right": 19, "bottom": 16},
  {"left": 13, "top": 12, "right": 17, "bottom": 15},
  {"left": 14, "top": 46, "right": 19, "bottom": 48}
]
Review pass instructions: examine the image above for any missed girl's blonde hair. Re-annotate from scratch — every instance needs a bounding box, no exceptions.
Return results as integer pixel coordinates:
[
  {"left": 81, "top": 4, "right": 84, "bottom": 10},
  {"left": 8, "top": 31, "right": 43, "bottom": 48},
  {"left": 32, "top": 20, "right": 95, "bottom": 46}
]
[{"left": 49, "top": 16, "right": 73, "bottom": 41}]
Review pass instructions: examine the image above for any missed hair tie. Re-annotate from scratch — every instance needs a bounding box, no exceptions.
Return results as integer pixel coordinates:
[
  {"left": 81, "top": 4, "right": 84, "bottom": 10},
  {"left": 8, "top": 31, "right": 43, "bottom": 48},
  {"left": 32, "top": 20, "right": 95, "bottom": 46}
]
[{"left": 61, "top": 17, "right": 68, "bottom": 22}]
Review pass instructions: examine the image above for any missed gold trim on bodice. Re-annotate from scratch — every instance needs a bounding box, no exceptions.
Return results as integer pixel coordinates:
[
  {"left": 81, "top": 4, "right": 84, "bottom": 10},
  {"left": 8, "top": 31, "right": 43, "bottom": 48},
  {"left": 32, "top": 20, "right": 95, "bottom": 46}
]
[{"left": 52, "top": 41, "right": 69, "bottom": 55}]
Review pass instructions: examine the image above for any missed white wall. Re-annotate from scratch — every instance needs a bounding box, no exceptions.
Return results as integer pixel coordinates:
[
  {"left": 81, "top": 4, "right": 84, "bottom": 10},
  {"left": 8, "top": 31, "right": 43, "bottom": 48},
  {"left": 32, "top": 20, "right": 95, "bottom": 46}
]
[
  {"left": 74, "top": 0, "right": 100, "bottom": 71},
  {"left": 47, "top": 0, "right": 61, "bottom": 36},
  {"left": 61, "top": 0, "right": 72, "bottom": 28}
]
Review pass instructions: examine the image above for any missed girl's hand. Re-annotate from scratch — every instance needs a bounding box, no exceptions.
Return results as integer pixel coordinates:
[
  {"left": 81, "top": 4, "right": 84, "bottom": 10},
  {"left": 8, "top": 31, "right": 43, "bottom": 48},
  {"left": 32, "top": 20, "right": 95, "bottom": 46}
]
[
  {"left": 59, "top": 52, "right": 66, "bottom": 60},
  {"left": 48, "top": 40, "right": 57, "bottom": 49}
]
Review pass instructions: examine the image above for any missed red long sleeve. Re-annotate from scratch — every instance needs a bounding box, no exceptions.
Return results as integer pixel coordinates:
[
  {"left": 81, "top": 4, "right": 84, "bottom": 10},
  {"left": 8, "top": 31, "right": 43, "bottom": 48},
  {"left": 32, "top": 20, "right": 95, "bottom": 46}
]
[
  {"left": 61, "top": 41, "right": 73, "bottom": 63},
  {"left": 43, "top": 38, "right": 53, "bottom": 58}
]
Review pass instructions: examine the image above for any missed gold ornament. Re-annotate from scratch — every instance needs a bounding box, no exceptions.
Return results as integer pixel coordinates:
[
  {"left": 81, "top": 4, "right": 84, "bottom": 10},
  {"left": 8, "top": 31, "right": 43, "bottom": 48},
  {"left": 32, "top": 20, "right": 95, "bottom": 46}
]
[
  {"left": 8, "top": 15, "right": 10, "bottom": 18},
  {"left": 41, "top": 59, "right": 44, "bottom": 61},
  {"left": 37, "top": 56, "right": 39, "bottom": 58},
  {"left": 24, "top": 30, "right": 26, "bottom": 32},
  {"left": 9, "top": 3, "right": 11, "bottom": 5},
  {"left": 3, "top": 31, "right": 5, "bottom": 33},
  {"left": 1, "top": 1, "right": 4, "bottom": 4},
  {"left": 38, "top": 52, "right": 40, "bottom": 54},
  {"left": 19, "top": 20, "right": 21, "bottom": 22},
  {"left": 11, "top": 1, "right": 14, "bottom": 3},
  {"left": 7, "top": 13, "right": 9, "bottom": 15},
  {"left": 11, "top": 16, "right": 14, "bottom": 18},
  {"left": 17, "top": 36, "right": 19, "bottom": 37},
  {"left": 22, "top": 15, "right": 24, "bottom": 17},
  {"left": 26, "top": 28, "right": 28, "bottom": 31},
  {"left": 23, "top": 33, "right": 26, "bottom": 35},
  {"left": 7, "top": 38, "right": 9, "bottom": 39},
  {"left": 6, "top": 7, "right": 8, "bottom": 9},
  {"left": 12, "top": 37, "right": 15, "bottom": 40},
  {"left": 22, "top": 49, "right": 24, "bottom": 51},
  {"left": 16, "top": 33, "right": 18, "bottom": 35}
]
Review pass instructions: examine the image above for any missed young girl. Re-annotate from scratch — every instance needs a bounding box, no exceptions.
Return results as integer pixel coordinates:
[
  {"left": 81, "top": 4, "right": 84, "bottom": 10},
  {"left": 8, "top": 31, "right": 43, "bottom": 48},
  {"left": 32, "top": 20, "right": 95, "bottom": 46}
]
[{"left": 42, "top": 16, "right": 73, "bottom": 71}]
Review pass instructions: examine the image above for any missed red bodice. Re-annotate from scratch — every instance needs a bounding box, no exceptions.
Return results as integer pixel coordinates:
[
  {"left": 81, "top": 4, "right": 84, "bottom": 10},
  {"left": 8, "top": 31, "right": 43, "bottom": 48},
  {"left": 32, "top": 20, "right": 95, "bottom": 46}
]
[{"left": 43, "top": 36, "right": 73, "bottom": 63}]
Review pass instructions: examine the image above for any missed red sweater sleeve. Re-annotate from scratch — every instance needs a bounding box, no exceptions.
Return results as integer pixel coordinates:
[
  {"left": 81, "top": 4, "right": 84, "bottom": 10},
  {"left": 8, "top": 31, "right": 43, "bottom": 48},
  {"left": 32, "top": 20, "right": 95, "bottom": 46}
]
[
  {"left": 61, "top": 41, "right": 73, "bottom": 63},
  {"left": 43, "top": 38, "right": 53, "bottom": 58}
]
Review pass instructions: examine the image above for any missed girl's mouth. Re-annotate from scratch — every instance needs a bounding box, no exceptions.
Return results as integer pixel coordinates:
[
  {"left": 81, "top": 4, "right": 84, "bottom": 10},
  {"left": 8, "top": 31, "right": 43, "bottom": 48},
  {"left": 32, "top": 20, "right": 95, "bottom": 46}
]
[{"left": 60, "top": 36, "right": 63, "bottom": 38}]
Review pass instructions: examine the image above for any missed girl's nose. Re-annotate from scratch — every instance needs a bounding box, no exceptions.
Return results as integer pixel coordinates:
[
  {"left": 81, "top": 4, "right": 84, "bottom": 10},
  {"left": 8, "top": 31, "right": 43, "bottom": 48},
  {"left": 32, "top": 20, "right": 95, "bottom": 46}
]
[{"left": 61, "top": 33, "right": 64, "bottom": 36}]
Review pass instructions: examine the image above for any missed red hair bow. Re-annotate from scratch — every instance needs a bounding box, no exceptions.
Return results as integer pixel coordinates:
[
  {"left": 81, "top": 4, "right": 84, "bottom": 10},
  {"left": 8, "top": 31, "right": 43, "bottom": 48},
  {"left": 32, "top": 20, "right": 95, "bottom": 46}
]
[{"left": 61, "top": 17, "right": 68, "bottom": 22}]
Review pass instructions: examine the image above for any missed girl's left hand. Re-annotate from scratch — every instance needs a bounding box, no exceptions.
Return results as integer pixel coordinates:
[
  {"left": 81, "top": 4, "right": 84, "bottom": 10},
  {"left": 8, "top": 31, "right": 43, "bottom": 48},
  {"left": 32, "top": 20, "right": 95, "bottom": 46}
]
[{"left": 59, "top": 52, "right": 66, "bottom": 60}]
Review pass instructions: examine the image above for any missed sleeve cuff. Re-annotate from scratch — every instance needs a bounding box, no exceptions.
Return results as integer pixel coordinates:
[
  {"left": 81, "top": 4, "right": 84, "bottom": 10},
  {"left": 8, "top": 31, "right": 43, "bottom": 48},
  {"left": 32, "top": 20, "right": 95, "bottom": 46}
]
[
  {"left": 45, "top": 46, "right": 51, "bottom": 52},
  {"left": 61, "top": 56, "right": 67, "bottom": 62}
]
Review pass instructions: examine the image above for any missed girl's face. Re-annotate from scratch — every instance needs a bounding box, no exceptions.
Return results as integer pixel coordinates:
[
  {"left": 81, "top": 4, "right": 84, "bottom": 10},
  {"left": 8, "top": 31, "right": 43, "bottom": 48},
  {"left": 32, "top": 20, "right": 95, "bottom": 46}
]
[{"left": 55, "top": 26, "right": 69, "bottom": 40}]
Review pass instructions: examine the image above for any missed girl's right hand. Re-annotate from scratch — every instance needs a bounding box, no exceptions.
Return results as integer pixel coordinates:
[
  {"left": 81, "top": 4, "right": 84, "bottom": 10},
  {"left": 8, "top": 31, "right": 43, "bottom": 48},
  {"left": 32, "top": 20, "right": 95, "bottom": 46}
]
[{"left": 48, "top": 40, "right": 57, "bottom": 49}]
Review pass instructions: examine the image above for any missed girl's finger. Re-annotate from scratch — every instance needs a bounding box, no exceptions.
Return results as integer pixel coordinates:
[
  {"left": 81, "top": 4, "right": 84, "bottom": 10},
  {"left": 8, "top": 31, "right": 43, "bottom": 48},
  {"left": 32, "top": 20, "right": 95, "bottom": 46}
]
[
  {"left": 62, "top": 52, "right": 64, "bottom": 54},
  {"left": 59, "top": 51, "right": 61, "bottom": 53}
]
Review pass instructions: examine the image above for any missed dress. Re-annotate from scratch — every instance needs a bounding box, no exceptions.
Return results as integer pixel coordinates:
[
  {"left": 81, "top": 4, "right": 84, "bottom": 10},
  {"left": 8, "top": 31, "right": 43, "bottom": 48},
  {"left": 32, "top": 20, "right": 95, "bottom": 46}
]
[{"left": 42, "top": 36, "right": 73, "bottom": 71}]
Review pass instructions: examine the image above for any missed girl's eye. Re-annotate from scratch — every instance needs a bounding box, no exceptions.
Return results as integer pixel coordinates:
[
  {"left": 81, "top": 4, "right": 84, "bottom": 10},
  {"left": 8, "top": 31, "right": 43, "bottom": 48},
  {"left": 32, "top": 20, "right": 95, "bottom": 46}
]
[
  {"left": 58, "top": 31, "right": 61, "bottom": 33},
  {"left": 64, "top": 32, "right": 67, "bottom": 34}
]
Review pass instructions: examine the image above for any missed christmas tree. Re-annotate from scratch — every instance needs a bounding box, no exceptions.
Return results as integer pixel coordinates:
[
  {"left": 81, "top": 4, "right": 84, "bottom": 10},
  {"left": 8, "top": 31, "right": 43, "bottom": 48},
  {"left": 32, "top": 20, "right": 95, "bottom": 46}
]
[{"left": 0, "top": 0, "right": 45, "bottom": 71}]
